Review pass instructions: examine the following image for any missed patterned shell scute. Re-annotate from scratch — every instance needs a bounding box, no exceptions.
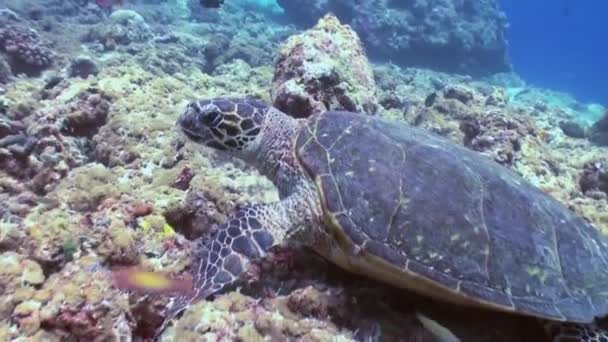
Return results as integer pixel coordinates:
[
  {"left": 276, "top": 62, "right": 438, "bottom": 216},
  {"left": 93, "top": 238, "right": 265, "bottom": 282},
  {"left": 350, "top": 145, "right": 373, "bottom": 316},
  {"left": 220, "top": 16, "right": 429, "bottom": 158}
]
[{"left": 295, "top": 111, "right": 608, "bottom": 323}]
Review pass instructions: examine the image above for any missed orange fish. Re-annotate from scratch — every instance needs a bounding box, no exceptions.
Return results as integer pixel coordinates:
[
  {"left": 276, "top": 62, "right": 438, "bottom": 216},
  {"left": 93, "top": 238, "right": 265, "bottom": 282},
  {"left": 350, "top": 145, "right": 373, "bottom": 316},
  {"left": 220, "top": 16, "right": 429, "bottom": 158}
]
[{"left": 112, "top": 267, "right": 194, "bottom": 296}]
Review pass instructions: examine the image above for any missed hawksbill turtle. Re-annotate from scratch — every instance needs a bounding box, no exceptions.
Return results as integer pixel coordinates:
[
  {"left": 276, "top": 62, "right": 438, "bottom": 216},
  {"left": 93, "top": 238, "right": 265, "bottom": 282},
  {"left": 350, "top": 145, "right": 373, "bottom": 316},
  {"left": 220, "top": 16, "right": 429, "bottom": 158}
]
[{"left": 165, "top": 97, "right": 608, "bottom": 341}]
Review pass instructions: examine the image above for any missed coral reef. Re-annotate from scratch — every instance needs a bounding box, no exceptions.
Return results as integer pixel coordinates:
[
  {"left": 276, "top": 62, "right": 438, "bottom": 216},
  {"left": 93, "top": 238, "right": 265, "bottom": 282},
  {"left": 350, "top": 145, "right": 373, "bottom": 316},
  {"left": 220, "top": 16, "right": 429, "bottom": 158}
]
[
  {"left": 60, "top": 90, "right": 111, "bottom": 137},
  {"left": 272, "top": 14, "right": 378, "bottom": 118},
  {"left": 0, "top": 1, "right": 606, "bottom": 340},
  {"left": 460, "top": 111, "right": 537, "bottom": 166},
  {"left": 67, "top": 55, "right": 99, "bottom": 79},
  {"left": 373, "top": 64, "right": 538, "bottom": 167},
  {"left": 0, "top": 23, "right": 54, "bottom": 75},
  {"left": 161, "top": 291, "right": 353, "bottom": 341},
  {"left": 372, "top": 62, "right": 607, "bottom": 232},
  {"left": 0, "top": 85, "right": 113, "bottom": 221},
  {"left": 84, "top": 9, "right": 153, "bottom": 50},
  {"left": 277, "top": 0, "right": 510, "bottom": 76},
  {"left": 1, "top": 253, "right": 133, "bottom": 340},
  {"left": 187, "top": 4, "right": 295, "bottom": 73}
]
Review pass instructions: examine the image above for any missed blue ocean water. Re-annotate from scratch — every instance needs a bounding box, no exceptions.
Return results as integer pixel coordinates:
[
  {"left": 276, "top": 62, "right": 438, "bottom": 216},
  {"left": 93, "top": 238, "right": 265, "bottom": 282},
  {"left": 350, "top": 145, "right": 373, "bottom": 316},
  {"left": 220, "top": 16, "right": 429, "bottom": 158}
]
[{"left": 499, "top": 0, "right": 607, "bottom": 104}]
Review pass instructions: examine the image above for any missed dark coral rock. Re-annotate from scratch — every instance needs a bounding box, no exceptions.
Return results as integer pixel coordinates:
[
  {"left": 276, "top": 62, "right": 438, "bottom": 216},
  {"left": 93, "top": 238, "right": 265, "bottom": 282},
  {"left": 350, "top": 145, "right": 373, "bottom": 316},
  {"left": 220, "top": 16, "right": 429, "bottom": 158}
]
[
  {"left": 277, "top": 0, "right": 510, "bottom": 76},
  {"left": 459, "top": 116, "right": 481, "bottom": 141},
  {"left": 44, "top": 74, "right": 64, "bottom": 89},
  {"left": 164, "top": 189, "right": 230, "bottom": 240},
  {"left": 444, "top": 85, "right": 475, "bottom": 104},
  {"left": 590, "top": 132, "right": 608, "bottom": 146},
  {"left": 460, "top": 113, "right": 535, "bottom": 166},
  {"left": 68, "top": 56, "right": 99, "bottom": 79},
  {"left": 579, "top": 161, "right": 608, "bottom": 195},
  {"left": 61, "top": 91, "right": 111, "bottom": 137},
  {"left": 559, "top": 121, "right": 586, "bottom": 139},
  {"left": 0, "top": 24, "right": 54, "bottom": 75},
  {"left": 28, "top": 6, "right": 45, "bottom": 21},
  {"left": 272, "top": 14, "right": 378, "bottom": 118},
  {"left": 588, "top": 111, "right": 608, "bottom": 146},
  {"left": 172, "top": 166, "right": 195, "bottom": 191},
  {"left": 0, "top": 54, "right": 11, "bottom": 83}
]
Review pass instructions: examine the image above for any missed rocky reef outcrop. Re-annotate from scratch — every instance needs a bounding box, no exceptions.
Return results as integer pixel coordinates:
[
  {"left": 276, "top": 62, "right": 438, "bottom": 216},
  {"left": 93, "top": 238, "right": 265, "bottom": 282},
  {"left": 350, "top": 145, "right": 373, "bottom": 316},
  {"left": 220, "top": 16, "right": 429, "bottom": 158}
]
[
  {"left": 272, "top": 14, "right": 378, "bottom": 118},
  {"left": 277, "top": 0, "right": 510, "bottom": 76},
  {"left": 588, "top": 111, "right": 608, "bottom": 146}
]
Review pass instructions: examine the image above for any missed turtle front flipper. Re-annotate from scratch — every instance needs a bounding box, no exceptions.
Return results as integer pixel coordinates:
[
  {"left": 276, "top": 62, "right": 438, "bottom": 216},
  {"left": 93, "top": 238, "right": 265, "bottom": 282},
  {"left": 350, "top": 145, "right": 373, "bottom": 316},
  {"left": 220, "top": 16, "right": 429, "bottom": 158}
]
[
  {"left": 154, "top": 186, "right": 320, "bottom": 338},
  {"left": 544, "top": 321, "right": 608, "bottom": 342},
  {"left": 153, "top": 204, "right": 279, "bottom": 337}
]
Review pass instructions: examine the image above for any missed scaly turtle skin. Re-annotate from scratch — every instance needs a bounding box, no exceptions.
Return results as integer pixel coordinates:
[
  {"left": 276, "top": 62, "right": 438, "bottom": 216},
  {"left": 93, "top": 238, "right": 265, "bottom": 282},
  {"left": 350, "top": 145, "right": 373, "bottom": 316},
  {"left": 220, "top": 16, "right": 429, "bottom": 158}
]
[{"left": 167, "top": 97, "right": 608, "bottom": 341}]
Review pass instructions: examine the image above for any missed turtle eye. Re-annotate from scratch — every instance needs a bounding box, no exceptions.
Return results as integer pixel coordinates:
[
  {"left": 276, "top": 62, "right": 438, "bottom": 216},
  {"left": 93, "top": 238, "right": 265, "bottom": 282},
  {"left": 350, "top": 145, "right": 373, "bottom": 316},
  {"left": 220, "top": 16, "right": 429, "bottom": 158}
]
[{"left": 201, "top": 110, "right": 223, "bottom": 127}]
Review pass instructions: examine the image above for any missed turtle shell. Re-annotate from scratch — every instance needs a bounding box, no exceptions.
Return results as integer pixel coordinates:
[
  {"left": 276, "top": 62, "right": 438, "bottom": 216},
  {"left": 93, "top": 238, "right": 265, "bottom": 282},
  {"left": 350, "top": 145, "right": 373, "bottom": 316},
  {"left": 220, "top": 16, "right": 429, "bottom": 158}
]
[{"left": 294, "top": 111, "right": 608, "bottom": 323}]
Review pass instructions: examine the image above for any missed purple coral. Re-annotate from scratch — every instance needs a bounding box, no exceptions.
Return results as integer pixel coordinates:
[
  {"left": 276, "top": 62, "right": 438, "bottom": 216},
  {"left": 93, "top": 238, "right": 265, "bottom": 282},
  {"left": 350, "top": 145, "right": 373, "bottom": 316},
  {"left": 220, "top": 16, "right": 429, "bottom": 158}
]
[{"left": 0, "top": 24, "right": 53, "bottom": 74}]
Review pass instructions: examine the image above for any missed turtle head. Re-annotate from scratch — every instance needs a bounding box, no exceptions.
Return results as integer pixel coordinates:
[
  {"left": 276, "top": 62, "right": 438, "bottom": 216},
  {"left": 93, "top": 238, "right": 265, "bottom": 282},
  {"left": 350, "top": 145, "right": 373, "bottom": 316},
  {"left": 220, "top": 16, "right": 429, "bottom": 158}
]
[{"left": 178, "top": 98, "right": 268, "bottom": 156}]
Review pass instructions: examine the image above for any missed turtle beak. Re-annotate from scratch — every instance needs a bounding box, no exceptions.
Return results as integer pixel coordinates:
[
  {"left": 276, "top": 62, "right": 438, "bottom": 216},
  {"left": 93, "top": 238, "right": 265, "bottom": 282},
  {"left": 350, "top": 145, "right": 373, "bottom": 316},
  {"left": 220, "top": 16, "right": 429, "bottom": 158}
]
[{"left": 177, "top": 107, "right": 203, "bottom": 142}]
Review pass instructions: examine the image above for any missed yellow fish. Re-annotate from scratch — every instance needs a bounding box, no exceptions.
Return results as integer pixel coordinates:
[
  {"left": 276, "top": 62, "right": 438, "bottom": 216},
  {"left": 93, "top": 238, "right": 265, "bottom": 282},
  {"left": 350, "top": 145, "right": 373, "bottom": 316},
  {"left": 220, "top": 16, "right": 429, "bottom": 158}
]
[{"left": 112, "top": 267, "right": 194, "bottom": 296}]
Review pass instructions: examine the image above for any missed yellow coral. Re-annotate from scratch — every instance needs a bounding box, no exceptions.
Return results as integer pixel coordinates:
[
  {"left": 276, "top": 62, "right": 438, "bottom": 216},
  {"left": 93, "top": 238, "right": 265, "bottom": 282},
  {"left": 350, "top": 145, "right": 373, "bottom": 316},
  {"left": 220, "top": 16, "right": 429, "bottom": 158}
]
[
  {"left": 138, "top": 215, "right": 175, "bottom": 239},
  {"left": 160, "top": 223, "right": 175, "bottom": 239}
]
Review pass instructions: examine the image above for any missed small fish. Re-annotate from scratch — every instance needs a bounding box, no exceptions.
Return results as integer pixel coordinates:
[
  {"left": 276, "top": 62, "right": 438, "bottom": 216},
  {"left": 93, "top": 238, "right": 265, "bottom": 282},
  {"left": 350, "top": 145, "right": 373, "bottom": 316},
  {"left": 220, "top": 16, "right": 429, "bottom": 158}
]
[
  {"left": 424, "top": 92, "right": 437, "bottom": 107},
  {"left": 112, "top": 267, "right": 194, "bottom": 296}
]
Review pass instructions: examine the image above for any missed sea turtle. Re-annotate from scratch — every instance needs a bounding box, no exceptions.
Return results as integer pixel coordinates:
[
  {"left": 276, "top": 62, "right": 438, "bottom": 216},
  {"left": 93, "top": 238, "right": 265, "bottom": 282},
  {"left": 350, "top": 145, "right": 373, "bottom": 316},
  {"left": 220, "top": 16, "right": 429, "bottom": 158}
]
[{"left": 167, "top": 97, "right": 608, "bottom": 341}]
